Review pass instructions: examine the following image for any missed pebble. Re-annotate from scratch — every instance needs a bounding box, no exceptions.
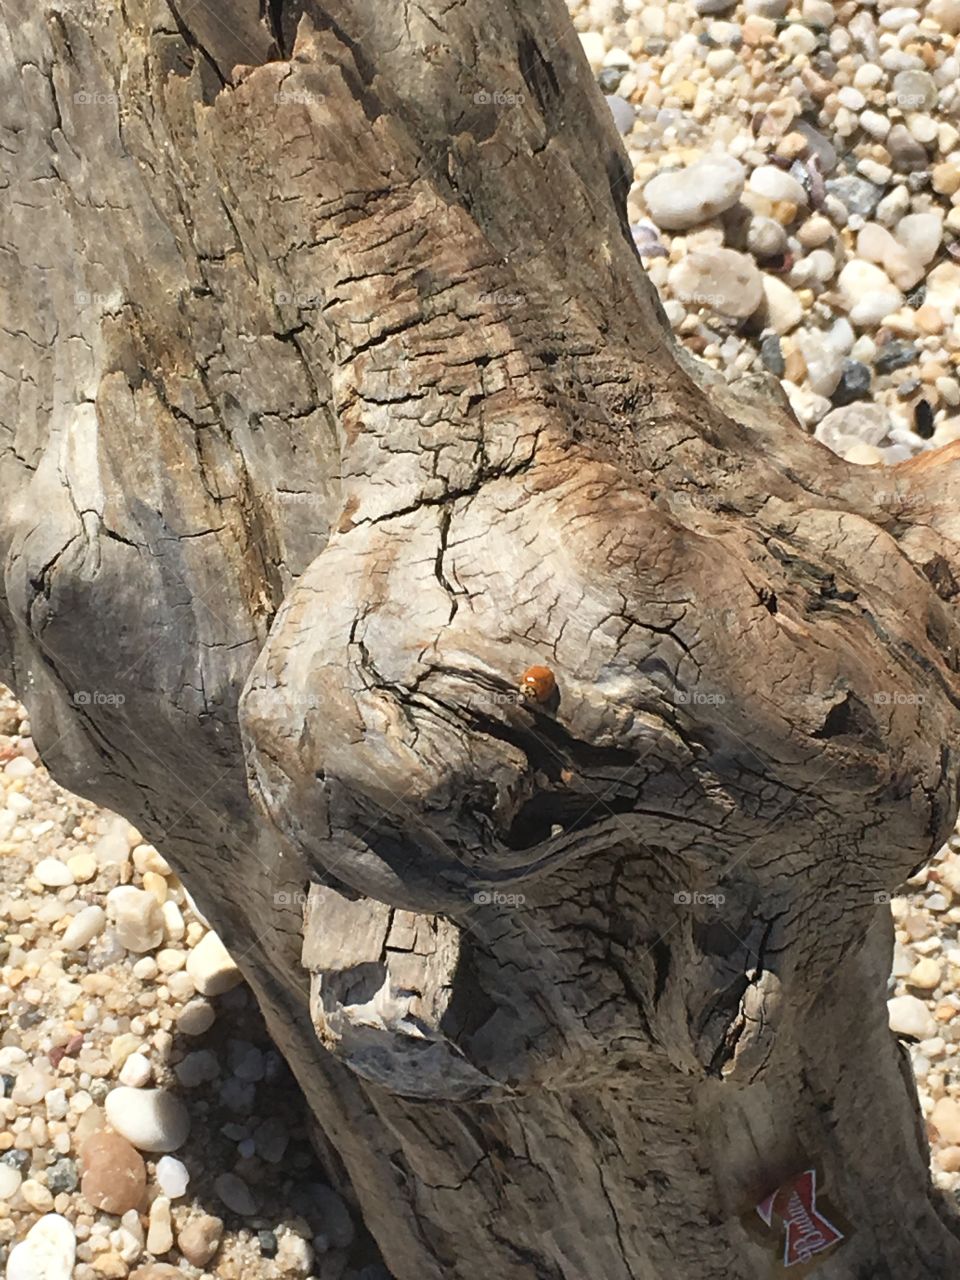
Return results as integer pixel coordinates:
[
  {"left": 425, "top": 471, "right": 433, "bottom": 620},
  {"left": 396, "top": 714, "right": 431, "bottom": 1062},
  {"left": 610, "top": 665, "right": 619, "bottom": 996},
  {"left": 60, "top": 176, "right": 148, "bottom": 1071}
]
[
  {"left": 214, "top": 1171, "right": 258, "bottom": 1216},
  {"left": 107, "top": 886, "right": 164, "bottom": 952},
  {"left": 837, "top": 260, "right": 903, "bottom": 327},
  {"left": 177, "top": 1214, "right": 223, "bottom": 1266},
  {"left": 832, "top": 361, "right": 872, "bottom": 405},
  {"left": 104, "top": 1086, "right": 191, "bottom": 1153},
  {"left": 668, "top": 248, "right": 763, "bottom": 320},
  {"left": 61, "top": 903, "right": 107, "bottom": 951},
  {"left": 643, "top": 156, "right": 745, "bottom": 231},
  {"left": 749, "top": 165, "right": 806, "bottom": 206},
  {"left": 34, "top": 857, "right": 74, "bottom": 887},
  {"left": 80, "top": 1130, "right": 147, "bottom": 1214},
  {"left": 0, "top": 1162, "right": 23, "bottom": 1199},
  {"left": 147, "top": 1195, "right": 174, "bottom": 1255},
  {"left": 825, "top": 176, "right": 884, "bottom": 219},
  {"left": 875, "top": 341, "right": 919, "bottom": 375},
  {"left": 118, "top": 1052, "right": 152, "bottom": 1088},
  {"left": 887, "top": 124, "right": 929, "bottom": 174},
  {"left": 815, "top": 403, "right": 890, "bottom": 454},
  {"left": 5, "top": 1214, "right": 76, "bottom": 1280},
  {"left": 156, "top": 1155, "right": 190, "bottom": 1199},
  {"left": 888, "top": 993, "right": 938, "bottom": 1039},
  {"left": 747, "top": 216, "right": 788, "bottom": 260},
  {"left": 910, "top": 957, "right": 943, "bottom": 990},
  {"left": 604, "top": 95, "right": 635, "bottom": 135},
  {"left": 933, "top": 1097, "right": 960, "bottom": 1144},
  {"left": 185, "top": 930, "right": 242, "bottom": 996},
  {"left": 176, "top": 998, "right": 216, "bottom": 1037}
]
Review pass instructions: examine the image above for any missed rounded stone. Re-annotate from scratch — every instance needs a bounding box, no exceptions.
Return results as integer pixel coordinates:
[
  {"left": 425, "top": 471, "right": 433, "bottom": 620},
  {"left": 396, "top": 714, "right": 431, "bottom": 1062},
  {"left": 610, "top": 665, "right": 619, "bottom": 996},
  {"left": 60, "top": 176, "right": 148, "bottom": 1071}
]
[
  {"left": 668, "top": 248, "right": 763, "bottom": 320},
  {"left": 643, "top": 155, "right": 745, "bottom": 231},
  {"left": 104, "top": 1086, "right": 191, "bottom": 1154},
  {"left": 6, "top": 1214, "right": 76, "bottom": 1280},
  {"left": 80, "top": 1130, "right": 147, "bottom": 1213},
  {"left": 106, "top": 886, "right": 164, "bottom": 953},
  {"left": 177, "top": 1214, "right": 223, "bottom": 1267},
  {"left": 186, "top": 930, "right": 242, "bottom": 996}
]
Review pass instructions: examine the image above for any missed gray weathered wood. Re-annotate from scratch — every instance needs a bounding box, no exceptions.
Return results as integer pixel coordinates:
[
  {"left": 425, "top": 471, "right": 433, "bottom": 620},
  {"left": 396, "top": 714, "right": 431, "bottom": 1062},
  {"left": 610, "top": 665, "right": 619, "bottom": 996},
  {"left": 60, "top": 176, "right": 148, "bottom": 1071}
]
[{"left": 3, "top": 1, "right": 960, "bottom": 1276}]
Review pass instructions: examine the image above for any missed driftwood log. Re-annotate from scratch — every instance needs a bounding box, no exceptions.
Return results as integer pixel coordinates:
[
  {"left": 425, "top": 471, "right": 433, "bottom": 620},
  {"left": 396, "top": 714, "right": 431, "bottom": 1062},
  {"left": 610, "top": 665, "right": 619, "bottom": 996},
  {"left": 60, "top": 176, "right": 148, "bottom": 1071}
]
[{"left": 3, "top": 1, "right": 960, "bottom": 1276}]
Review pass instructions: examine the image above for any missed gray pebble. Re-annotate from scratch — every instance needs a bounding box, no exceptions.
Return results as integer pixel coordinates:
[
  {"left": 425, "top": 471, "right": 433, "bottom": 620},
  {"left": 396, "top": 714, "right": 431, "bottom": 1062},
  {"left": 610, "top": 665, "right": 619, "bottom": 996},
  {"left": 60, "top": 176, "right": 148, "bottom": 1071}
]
[
  {"left": 760, "top": 335, "right": 785, "bottom": 377},
  {"left": 874, "top": 341, "right": 918, "bottom": 374},
  {"left": 824, "top": 176, "right": 884, "bottom": 218},
  {"left": 832, "top": 361, "right": 872, "bottom": 405},
  {"left": 45, "top": 1158, "right": 78, "bottom": 1194},
  {"left": 886, "top": 124, "right": 929, "bottom": 174}
]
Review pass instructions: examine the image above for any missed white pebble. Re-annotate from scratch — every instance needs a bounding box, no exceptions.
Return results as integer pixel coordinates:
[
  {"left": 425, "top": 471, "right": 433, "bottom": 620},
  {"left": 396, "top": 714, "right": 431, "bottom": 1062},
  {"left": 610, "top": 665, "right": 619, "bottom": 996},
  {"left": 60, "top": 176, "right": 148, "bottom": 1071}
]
[
  {"left": 186, "top": 930, "right": 242, "bottom": 996},
  {"left": 0, "top": 1163, "right": 22, "bottom": 1200},
  {"left": 156, "top": 1155, "right": 190, "bottom": 1199},
  {"left": 107, "top": 886, "right": 164, "bottom": 953},
  {"left": 61, "top": 904, "right": 106, "bottom": 951},
  {"left": 34, "top": 858, "right": 74, "bottom": 888},
  {"left": 119, "top": 1052, "right": 153, "bottom": 1088},
  {"left": 748, "top": 164, "right": 807, "bottom": 205},
  {"left": 104, "top": 1086, "right": 191, "bottom": 1153},
  {"left": 888, "top": 994, "right": 937, "bottom": 1039},
  {"left": 643, "top": 155, "right": 745, "bottom": 231},
  {"left": 5, "top": 1214, "right": 76, "bottom": 1280}
]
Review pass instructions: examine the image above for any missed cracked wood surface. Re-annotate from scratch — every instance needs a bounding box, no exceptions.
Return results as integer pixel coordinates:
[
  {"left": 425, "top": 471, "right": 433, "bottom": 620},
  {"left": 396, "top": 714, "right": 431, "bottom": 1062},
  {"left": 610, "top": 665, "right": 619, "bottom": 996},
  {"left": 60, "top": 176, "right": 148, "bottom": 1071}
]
[{"left": 4, "top": 1, "right": 960, "bottom": 1276}]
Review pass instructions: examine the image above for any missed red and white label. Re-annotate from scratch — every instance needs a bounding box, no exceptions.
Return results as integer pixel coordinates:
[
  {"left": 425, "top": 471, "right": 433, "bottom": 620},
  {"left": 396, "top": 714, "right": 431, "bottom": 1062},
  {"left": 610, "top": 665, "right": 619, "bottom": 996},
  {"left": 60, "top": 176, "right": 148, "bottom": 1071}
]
[{"left": 756, "top": 1169, "right": 844, "bottom": 1268}]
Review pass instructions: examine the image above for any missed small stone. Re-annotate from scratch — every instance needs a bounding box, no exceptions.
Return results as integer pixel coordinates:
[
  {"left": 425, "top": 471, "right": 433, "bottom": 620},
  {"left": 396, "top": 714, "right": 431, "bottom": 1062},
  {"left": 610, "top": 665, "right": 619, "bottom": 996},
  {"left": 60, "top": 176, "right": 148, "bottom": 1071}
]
[
  {"left": 933, "top": 1097, "right": 960, "bottom": 1144},
  {"left": 815, "top": 403, "right": 890, "bottom": 454},
  {"left": 11, "top": 1062, "right": 54, "bottom": 1105},
  {"left": 313, "top": 1185, "right": 355, "bottom": 1249},
  {"left": 825, "top": 176, "right": 884, "bottom": 219},
  {"left": 80, "top": 1130, "right": 147, "bottom": 1214},
  {"left": 92, "top": 1252, "right": 128, "bottom": 1278},
  {"left": 277, "top": 1233, "right": 314, "bottom": 1275},
  {"left": 888, "top": 993, "right": 937, "bottom": 1039},
  {"left": 0, "top": 1162, "right": 22, "bottom": 1199},
  {"left": 896, "top": 213, "right": 942, "bottom": 266},
  {"left": 104, "top": 1086, "right": 191, "bottom": 1153},
  {"left": 893, "top": 70, "right": 938, "bottom": 112},
  {"left": 577, "top": 32, "right": 605, "bottom": 73},
  {"left": 760, "top": 334, "right": 785, "bottom": 376},
  {"left": 177, "top": 1214, "right": 223, "bottom": 1267},
  {"left": 5, "top": 1214, "right": 75, "bottom": 1280},
  {"left": 214, "top": 1171, "right": 258, "bottom": 1216},
  {"left": 156, "top": 1155, "right": 189, "bottom": 1199},
  {"left": 258, "top": 1230, "right": 279, "bottom": 1259},
  {"left": 668, "top": 248, "right": 763, "bottom": 320},
  {"left": 35, "top": 857, "right": 75, "bottom": 887},
  {"left": 932, "top": 163, "right": 960, "bottom": 197},
  {"left": 174, "top": 1050, "right": 220, "bottom": 1088},
  {"left": 62, "top": 904, "right": 107, "bottom": 951},
  {"left": 749, "top": 165, "right": 807, "bottom": 206},
  {"left": 832, "top": 361, "right": 872, "bottom": 405},
  {"left": 778, "top": 23, "right": 817, "bottom": 57},
  {"left": 874, "top": 341, "right": 918, "bottom": 375},
  {"left": 106, "top": 886, "right": 164, "bottom": 953},
  {"left": 129, "top": 1267, "right": 183, "bottom": 1280},
  {"left": 937, "top": 1147, "right": 960, "bottom": 1173},
  {"left": 186, "top": 930, "right": 242, "bottom": 996},
  {"left": 46, "top": 1158, "right": 78, "bottom": 1194},
  {"left": 4, "top": 756, "right": 35, "bottom": 777},
  {"left": 176, "top": 998, "right": 215, "bottom": 1037},
  {"left": 838, "top": 260, "right": 903, "bottom": 327},
  {"left": 64, "top": 853, "right": 96, "bottom": 884},
  {"left": 119, "top": 1052, "right": 152, "bottom": 1088},
  {"left": 643, "top": 156, "right": 745, "bottom": 231},
  {"left": 909, "top": 957, "right": 942, "bottom": 989},
  {"left": 21, "top": 1178, "right": 55, "bottom": 1211},
  {"left": 747, "top": 216, "right": 788, "bottom": 260},
  {"left": 147, "top": 1195, "right": 173, "bottom": 1255},
  {"left": 886, "top": 124, "right": 928, "bottom": 175},
  {"left": 797, "top": 216, "right": 833, "bottom": 250}
]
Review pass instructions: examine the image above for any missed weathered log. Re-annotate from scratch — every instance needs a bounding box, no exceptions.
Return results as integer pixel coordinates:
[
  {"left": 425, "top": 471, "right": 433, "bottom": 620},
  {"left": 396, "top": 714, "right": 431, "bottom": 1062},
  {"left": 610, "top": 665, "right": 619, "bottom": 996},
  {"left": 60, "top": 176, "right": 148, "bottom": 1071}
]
[{"left": 3, "top": 1, "right": 960, "bottom": 1276}]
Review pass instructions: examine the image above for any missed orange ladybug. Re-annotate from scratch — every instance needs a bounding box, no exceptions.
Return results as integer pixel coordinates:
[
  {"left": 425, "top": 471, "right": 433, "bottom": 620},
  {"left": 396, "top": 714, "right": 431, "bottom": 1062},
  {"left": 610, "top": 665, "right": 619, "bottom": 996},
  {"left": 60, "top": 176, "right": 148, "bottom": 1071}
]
[{"left": 518, "top": 665, "right": 557, "bottom": 704}]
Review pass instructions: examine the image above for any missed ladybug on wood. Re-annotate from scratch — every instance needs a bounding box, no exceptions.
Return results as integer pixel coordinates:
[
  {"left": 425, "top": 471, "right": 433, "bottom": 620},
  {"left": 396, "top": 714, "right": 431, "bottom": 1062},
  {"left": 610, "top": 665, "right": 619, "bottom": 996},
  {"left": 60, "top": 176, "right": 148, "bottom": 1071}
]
[{"left": 518, "top": 664, "right": 557, "bottom": 705}]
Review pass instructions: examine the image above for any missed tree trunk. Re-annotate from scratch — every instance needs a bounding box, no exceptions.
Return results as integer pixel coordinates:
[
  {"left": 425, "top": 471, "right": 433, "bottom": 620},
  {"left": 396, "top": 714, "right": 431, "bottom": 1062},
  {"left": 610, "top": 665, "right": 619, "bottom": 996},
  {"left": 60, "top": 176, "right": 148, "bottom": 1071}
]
[{"left": 3, "top": 1, "right": 960, "bottom": 1276}]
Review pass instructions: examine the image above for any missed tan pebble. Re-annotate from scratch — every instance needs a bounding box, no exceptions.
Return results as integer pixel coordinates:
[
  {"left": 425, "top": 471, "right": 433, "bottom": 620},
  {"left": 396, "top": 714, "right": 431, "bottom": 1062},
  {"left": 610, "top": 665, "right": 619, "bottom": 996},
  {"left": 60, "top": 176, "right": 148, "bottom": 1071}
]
[
  {"left": 783, "top": 347, "right": 807, "bottom": 383},
  {"left": 938, "top": 1146, "right": 960, "bottom": 1173},
  {"left": 932, "top": 1097, "right": 960, "bottom": 1145},
  {"left": 141, "top": 871, "right": 167, "bottom": 904},
  {"left": 935, "top": 1002, "right": 958, "bottom": 1023},
  {"left": 775, "top": 132, "right": 807, "bottom": 162},
  {"left": 80, "top": 1130, "right": 147, "bottom": 1214},
  {"left": 177, "top": 1214, "right": 223, "bottom": 1267},
  {"left": 908, "top": 957, "right": 942, "bottom": 990},
  {"left": 92, "top": 1252, "right": 129, "bottom": 1278},
  {"left": 20, "top": 1178, "right": 54, "bottom": 1211},
  {"left": 772, "top": 200, "right": 799, "bottom": 226},
  {"left": 933, "top": 164, "right": 960, "bottom": 197},
  {"left": 67, "top": 853, "right": 98, "bottom": 883},
  {"left": 916, "top": 306, "right": 945, "bottom": 336}
]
